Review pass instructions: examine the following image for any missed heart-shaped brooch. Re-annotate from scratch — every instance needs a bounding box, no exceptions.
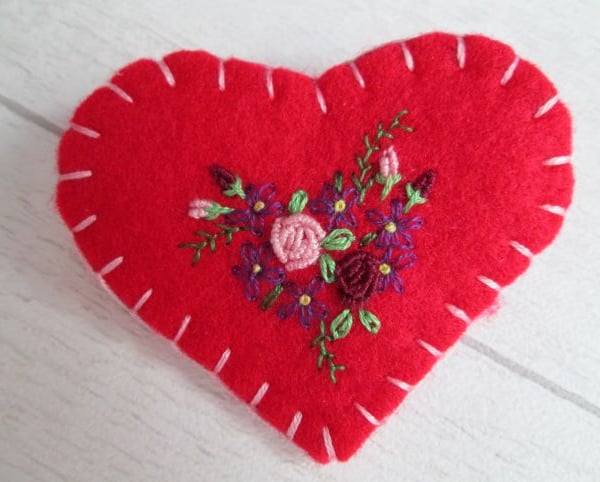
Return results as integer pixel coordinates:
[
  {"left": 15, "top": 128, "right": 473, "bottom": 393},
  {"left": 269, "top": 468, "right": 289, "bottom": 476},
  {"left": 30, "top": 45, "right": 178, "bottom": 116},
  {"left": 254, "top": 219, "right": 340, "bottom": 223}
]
[{"left": 56, "top": 32, "right": 573, "bottom": 462}]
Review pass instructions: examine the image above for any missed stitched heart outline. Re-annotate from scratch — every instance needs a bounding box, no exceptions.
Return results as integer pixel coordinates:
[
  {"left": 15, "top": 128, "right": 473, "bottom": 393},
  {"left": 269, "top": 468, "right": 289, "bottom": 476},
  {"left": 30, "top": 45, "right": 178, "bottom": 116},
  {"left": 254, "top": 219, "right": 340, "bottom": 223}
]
[{"left": 56, "top": 32, "right": 573, "bottom": 462}]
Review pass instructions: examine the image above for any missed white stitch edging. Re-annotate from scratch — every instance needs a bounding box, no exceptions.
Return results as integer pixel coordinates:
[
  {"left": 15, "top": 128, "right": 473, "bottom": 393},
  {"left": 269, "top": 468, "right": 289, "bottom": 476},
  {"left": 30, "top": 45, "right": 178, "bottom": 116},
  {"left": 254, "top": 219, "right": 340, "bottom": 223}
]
[
  {"left": 400, "top": 42, "right": 414, "bottom": 71},
  {"left": 218, "top": 59, "right": 226, "bottom": 92},
  {"left": 349, "top": 61, "right": 365, "bottom": 88},
  {"left": 445, "top": 303, "right": 471, "bottom": 324},
  {"left": 322, "top": 426, "right": 337, "bottom": 461},
  {"left": 543, "top": 155, "right": 570, "bottom": 166},
  {"left": 539, "top": 204, "right": 567, "bottom": 216},
  {"left": 70, "top": 123, "right": 100, "bottom": 139},
  {"left": 416, "top": 339, "right": 442, "bottom": 358},
  {"left": 286, "top": 411, "right": 303, "bottom": 440},
  {"left": 354, "top": 402, "right": 380, "bottom": 426},
  {"left": 249, "top": 382, "right": 270, "bottom": 408},
  {"left": 98, "top": 256, "right": 124, "bottom": 277},
  {"left": 534, "top": 95, "right": 559, "bottom": 118},
  {"left": 456, "top": 36, "right": 466, "bottom": 69},
  {"left": 106, "top": 82, "right": 134, "bottom": 103},
  {"left": 477, "top": 275, "right": 501, "bottom": 292},
  {"left": 173, "top": 314, "right": 192, "bottom": 344},
  {"left": 265, "top": 68, "right": 274, "bottom": 100},
  {"left": 156, "top": 59, "right": 175, "bottom": 87},
  {"left": 58, "top": 170, "right": 92, "bottom": 182},
  {"left": 386, "top": 376, "right": 413, "bottom": 392},
  {"left": 509, "top": 240, "right": 534, "bottom": 259},
  {"left": 214, "top": 348, "right": 231, "bottom": 374},
  {"left": 72, "top": 214, "right": 97, "bottom": 233},
  {"left": 133, "top": 288, "right": 153, "bottom": 313},
  {"left": 500, "top": 57, "right": 520, "bottom": 86},
  {"left": 314, "top": 84, "right": 328, "bottom": 114}
]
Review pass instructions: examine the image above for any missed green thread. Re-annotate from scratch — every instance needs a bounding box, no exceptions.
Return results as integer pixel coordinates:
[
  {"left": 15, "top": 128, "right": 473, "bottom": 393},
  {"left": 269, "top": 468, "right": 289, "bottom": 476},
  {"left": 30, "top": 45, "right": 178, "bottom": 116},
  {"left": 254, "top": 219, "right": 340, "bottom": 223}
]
[
  {"left": 288, "top": 189, "right": 309, "bottom": 214},
  {"left": 179, "top": 223, "right": 246, "bottom": 265},
  {"left": 330, "top": 309, "right": 353, "bottom": 340},
  {"left": 310, "top": 320, "right": 346, "bottom": 384},
  {"left": 319, "top": 253, "right": 336, "bottom": 283},
  {"left": 359, "top": 232, "right": 377, "bottom": 247},
  {"left": 223, "top": 176, "right": 246, "bottom": 199},
  {"left": 203, "top": 202, "right": 234, "bottom": 221},
  {"left": 358, "top": 309, "right": 381, "bottom": 334},
  {"left": 404, "top": 182, "right": 427, "bottom": 213},
  {"left": 333, "top": 171, "right": 343, "bottom": 193},
  {"left": 376, "top": 172, "right": 402, "bottom": 201},
  {"left": 353, "top": 110, "right": 413, "bottom": 205},
  {"left": 260, "top": 283, "right": 284, "bottom": 311},
  {"left": 321, "top": 228, "right": 355, "bottom": 251}
]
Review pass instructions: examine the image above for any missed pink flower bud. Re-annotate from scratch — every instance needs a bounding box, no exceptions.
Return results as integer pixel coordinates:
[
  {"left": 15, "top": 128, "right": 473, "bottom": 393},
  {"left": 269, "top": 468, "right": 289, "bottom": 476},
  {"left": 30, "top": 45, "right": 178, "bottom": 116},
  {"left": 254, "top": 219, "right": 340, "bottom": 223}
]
[
  {"left": 379, "top": 146, "right": 399, "bottom": 178},
  {"left": 270, "top": 214, "right": 326, "bottom": 271},
  {"left": 188, "top": 198, "right": 213, "bottom": 219}
]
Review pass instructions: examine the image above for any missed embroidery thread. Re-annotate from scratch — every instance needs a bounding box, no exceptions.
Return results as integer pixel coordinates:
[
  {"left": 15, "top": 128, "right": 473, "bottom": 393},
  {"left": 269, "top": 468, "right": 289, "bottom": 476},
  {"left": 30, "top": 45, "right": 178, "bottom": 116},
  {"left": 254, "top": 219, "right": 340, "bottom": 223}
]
[{"left": 179, "top": 110, "right": 436, "bottom": 383}]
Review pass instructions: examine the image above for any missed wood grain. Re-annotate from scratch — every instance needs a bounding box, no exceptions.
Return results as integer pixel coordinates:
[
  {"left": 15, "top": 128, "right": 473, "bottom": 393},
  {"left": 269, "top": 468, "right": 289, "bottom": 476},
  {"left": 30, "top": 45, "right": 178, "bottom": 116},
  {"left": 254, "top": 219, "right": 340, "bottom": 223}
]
[{"left": 1, "top": 1, "right": 599, "bottom": 480}]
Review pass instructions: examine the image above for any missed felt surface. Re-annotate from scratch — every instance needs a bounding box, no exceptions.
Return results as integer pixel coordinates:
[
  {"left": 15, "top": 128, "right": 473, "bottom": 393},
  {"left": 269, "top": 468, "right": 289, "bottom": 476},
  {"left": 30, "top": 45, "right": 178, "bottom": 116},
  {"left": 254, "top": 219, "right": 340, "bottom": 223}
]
[{"left": 55, "top": 32, "right": 573, "bottom": 463}]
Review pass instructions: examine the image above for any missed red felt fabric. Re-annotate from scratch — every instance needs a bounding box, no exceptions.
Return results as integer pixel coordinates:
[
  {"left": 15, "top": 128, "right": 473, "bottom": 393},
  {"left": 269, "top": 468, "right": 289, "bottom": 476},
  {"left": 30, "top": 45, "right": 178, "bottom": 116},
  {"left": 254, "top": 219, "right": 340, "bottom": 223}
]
[{"left": 56, "top": 32, "right": 573, "bottom": 463}]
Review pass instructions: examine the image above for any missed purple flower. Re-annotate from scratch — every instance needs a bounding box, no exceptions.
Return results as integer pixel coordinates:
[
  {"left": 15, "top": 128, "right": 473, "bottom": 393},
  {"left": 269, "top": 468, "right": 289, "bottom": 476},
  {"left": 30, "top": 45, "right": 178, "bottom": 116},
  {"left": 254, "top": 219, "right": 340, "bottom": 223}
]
[
  {"left": 376, "top": 250, "right": 416, "bottom": 294},
  {"left": 365, "top": 199, "right": 423, "bottom": 249},
  {"left": 226, "top": 183, "right": 283, "bottom": 236},
  {"left": 309, "top": 183, "right": 358, "bottom": 231},
  {"left": 232, "top": 242, "right": 285, "bottom": 301},
  {"left": 277, "top": 277, "right": 329, "bottom": 328}
]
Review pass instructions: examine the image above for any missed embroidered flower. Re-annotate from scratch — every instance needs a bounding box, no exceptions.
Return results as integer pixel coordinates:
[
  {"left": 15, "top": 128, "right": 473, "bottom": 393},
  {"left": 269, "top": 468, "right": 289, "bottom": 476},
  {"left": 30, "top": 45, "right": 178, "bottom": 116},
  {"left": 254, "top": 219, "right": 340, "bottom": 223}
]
[
  {"left": 309, "top": 183, "right": 358, "bottom": 231},
  {"left": 277, "top": 277, "right": 329, "bottom": 328},
  {"left": 378, "top": 146, "right": 399, "bottom": 178},
  {"left": 188, "top": 199, "right": 233, "bottom": 220},
  {"left": 232, "top": 242, "right": 285, "bottom": 301},
  {"left": 270, "top": 213, "right": 326, "bottom": 271},
  {"left": 376, "top": 251, "right": 416, "bottom": 294},
  {"left": 335, "top": 251, "right": 379, "bottom": 305},
  {"left": 226, "top": 183, "right": 283, "bottom": 236},
  {"left": 365, "top": 199, "right": 423, "bottom": 249}
]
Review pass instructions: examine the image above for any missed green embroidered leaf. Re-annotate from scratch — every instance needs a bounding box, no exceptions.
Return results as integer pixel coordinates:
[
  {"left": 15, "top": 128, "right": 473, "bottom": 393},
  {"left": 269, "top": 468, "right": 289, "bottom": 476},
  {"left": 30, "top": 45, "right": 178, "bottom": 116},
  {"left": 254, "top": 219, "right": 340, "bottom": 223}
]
[
  {"left": 359, "top": 232, "right": 377, "bottom": 247},
  {"left": 321, "top": 229, "right": 355, "bottom": 251},
  {"left": 317, "top": 353, "right": 324, "bottom": 369},
  {"left": 223, "top": 175, "right": 246, "bottom": 199},
  {"left": 204, "top": 202, "right": 234, "bottom": 220},
  {"left": 404, "top": 182, "right": 427, "bottom": 213},
  {"left": 334, "top": 171, "right": 343, "bottom": 193},
  {"left": 319, "top": 253, "right": 336, "bottom": 283},
  {"left": 330, "top": 309, "right": 353, "bottom": 340},
  {"left": 358, "top": 309, "right": 381, "bottom": 334},
  {"left": 260, "top": 284, "right": 284, "bottom": 311},
  {"left": 380, "top": 174, "right": 401, "bottom": 201},
  {"left": 288, "top": 189, "right": 308, "bottom": 214},
  {"left": 351, "top": 172, "right": 362, "bottom": 191}
]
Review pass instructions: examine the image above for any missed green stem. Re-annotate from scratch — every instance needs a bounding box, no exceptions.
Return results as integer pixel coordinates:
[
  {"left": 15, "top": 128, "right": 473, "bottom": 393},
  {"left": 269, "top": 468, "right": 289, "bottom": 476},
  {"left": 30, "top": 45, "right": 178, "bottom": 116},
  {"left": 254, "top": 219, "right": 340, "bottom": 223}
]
[
  {"left": 179, "top": 223, "right": 247, "bottom": 265},
  {"left": 352, "top": 110, "right": 413, "bottom": 205},
  {"left": 310, "top": 320, "right": 346, "bottom": 384}
]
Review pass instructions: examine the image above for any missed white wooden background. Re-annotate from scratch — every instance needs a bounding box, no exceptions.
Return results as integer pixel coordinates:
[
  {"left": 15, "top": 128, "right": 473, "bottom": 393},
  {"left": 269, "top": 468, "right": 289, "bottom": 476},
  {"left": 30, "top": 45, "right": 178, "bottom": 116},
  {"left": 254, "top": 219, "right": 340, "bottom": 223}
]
[{"left": 1, "top": 1, "right": 599, "bottom": 480}]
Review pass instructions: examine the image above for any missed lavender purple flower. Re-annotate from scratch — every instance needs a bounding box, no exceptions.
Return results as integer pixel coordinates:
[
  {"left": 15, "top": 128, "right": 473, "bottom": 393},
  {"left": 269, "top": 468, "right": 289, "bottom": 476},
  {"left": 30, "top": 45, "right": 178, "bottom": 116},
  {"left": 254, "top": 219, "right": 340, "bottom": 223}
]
[
  {"left": 277, "top": 277, "right": 329, "bottom": 328},
  {"left": 365, "top": 199, "right": 423, "bottom": 249},
  {"left": 226, "top": 183, "right": 283, "bottom": 236},
  {"left": 309, "top": 183, "right": 358, "bottom": 231},
  {"left": 232, "top": 242, "right": 285, "bottom": 301}
]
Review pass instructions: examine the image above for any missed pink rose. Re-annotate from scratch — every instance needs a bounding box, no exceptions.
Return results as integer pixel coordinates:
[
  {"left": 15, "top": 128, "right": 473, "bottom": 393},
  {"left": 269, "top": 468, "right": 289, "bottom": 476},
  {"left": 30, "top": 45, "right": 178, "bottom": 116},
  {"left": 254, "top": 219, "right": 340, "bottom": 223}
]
[
  {"left": 378, "top": 146, "right": 399, "bottom": 177},
  {"left": 270, "top": 213, "right": 326, "bottom": 271},
  {"left": 188, "top": 199, "right": 212, "bottom": 219}
]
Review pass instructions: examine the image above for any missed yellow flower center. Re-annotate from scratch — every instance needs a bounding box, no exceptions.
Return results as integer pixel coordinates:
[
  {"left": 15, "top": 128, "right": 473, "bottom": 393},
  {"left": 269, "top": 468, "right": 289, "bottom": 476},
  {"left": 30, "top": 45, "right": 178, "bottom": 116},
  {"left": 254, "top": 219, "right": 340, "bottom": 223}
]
[
  {"left": 299, "top": 294, "right": 312, "bottom": 306},
  {"left": 384, "top": 221, "right": 397, "bottom": 233},
  {"left": 379, "top": 263, "right": 392, "bottom": 275},
  {"left": 252, "top": 264, "right": 262, "bottom": 274},
  {"left": 334, "top": 199, "right": 346, "bottom": 213},
  {"left": 253, "top": 200, "right": 266, "bottom": 212}
]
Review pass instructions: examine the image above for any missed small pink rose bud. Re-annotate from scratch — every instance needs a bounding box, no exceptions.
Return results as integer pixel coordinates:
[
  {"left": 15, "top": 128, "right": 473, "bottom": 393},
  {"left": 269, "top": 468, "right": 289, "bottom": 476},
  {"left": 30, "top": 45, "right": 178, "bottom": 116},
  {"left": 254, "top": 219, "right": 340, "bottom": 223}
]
[
  {"left": 188, "top": 198, "right": 213, "bottom": 219},
  {"left": 378, "top": 146, "right": 399, "bottom": 178}
]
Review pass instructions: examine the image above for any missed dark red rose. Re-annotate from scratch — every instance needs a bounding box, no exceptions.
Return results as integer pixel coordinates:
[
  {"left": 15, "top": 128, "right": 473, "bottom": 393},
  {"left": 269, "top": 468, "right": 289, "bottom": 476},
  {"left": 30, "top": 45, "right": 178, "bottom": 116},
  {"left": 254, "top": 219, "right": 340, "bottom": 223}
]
[
  {"left": 210, "top": 164, "right": 237, "bottom": 190},
  {"left": 412, "top": 169, "right": 436, "bottom": 197},
  {"left": 335, "top": 251, "right": 379, "bottom": 305}
]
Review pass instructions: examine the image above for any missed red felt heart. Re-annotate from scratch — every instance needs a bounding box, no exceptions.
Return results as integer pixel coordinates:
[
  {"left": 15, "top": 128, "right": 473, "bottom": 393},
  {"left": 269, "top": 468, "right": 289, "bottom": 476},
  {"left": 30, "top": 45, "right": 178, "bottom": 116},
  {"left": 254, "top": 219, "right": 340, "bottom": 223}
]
[{"left": 56, "top": 32, "right": 573, "bottom": 463}]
